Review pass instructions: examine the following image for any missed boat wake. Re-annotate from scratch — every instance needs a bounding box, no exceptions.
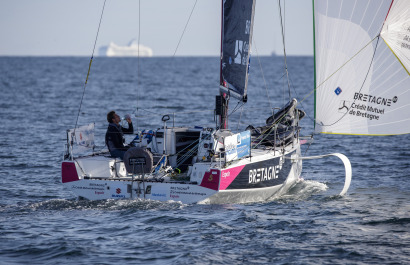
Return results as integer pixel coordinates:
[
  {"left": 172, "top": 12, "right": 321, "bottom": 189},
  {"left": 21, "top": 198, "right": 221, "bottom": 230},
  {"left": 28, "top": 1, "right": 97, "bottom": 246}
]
[
  {"left": 0, "top": 178, "right": 336, "bottom": 213},
  {"left": 270, "top": 178, "right": 329, "bottom": 203},
  {"left": 0, "top": 198, "right": 185, "bottom": 213}
]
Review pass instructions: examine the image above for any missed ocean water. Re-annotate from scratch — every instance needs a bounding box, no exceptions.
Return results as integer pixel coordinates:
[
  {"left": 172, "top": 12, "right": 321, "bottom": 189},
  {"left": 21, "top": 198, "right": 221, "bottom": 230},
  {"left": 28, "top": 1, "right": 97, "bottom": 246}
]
[{"left": 0, "top": 56, "right": 409, "bottom": 264}]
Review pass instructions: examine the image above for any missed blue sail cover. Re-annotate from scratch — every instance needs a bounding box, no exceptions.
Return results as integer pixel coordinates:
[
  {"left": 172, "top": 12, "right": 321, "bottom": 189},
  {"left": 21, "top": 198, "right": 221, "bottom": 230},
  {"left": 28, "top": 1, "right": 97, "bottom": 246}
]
[{"left": 220, "top": 0, "right": 256, "bottom": 102}]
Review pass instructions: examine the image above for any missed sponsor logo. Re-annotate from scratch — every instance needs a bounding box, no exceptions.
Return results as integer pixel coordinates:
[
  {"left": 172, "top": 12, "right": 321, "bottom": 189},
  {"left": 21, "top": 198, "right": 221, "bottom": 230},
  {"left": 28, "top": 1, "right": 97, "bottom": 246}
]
[
  {"left": 207, "top": 170, "right": 219, "bottom": 181},
  {"left": 338, "top": 100, "right": 349, "bottom": 113},
  {"left": 89, "top": 183, "right": 106, "bottom": 187},
  {"left": 111, "top": 187, "right": 125, "bottom": 198},
  {"left": 234, "top": 40, "right": 249, "bottom": 65},
  {"left": 353, "top": 93, "right": 397, "bottom": 106},
  {"left": 335, "top": 87, "right": 342, "bottom": 95},
  {"left": 152, "top": 193, "right": 166, "bottom": 197},
  {"left": 248, "top": 157, "right": 283, "bottom": 184},
  {"left": 71, "top": 185, "right": 104, "bottom": 191},
  {"left": 225, "top": 142, "right": 236, "bottom": 152},
  {"left": 342, "top": 93, "right": 399, "bottom": 121},
  {"left": 245, "top": 20, "right": 251, "bottom": 34},
  {"left": 222, "top": 171, "right": 230, "bottom": 178},
  {"left": 349, "top": 103, "right": 389, "bottom": 120}
]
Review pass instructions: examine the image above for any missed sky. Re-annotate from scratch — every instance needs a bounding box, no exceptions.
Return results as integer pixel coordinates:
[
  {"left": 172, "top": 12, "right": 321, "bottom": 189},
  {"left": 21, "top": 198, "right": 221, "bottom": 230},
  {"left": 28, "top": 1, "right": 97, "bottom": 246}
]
[{"left": 0, "top": 0, "right": 313, "bottom": 57}]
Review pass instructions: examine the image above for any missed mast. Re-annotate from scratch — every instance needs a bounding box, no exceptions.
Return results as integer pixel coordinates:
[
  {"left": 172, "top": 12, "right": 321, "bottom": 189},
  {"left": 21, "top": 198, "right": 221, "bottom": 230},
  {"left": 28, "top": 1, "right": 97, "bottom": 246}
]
[
  {"left": 217, "top": 0, "right": 256, "bottom": 130},
  {"left": 312, "top": 0, "right": 317, "bottom": 131},
  {"left": 218, "top": 0, "right": 229, "bottom": 130}
]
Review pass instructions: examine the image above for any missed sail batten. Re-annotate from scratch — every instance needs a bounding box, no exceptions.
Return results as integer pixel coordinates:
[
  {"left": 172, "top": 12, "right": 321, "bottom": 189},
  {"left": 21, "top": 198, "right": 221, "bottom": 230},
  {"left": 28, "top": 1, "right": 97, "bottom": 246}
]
[
  {"left": 314, "top": 0, "right": 410, "bottom": 135},
  {"left": 220, "top": 0, "right": 256, "bottom": 102}
]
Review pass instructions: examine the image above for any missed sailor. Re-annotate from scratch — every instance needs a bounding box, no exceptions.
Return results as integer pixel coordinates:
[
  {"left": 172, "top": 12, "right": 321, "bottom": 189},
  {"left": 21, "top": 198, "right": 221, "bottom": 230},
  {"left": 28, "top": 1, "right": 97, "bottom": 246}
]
[{"left": 105, "top": 110, "right": 134, "bottom": 159}]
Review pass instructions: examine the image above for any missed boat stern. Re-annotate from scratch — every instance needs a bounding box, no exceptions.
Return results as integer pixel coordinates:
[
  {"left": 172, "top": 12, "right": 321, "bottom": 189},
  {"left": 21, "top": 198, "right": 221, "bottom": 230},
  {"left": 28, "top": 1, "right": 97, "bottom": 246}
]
[{"left": 61, "top": 161, "right": 80, "bottom": 183}]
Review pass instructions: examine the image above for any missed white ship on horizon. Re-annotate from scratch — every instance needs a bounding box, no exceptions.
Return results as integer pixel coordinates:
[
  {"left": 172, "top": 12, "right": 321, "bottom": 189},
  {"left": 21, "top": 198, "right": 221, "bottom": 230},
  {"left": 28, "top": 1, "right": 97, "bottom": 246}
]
[{"left": 99, "top": 40, "right": 153, "bottom": 57}]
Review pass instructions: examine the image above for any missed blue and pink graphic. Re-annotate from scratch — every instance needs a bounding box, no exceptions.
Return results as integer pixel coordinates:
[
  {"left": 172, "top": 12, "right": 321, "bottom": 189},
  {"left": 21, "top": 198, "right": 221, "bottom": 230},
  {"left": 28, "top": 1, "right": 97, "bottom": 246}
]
[{"left": 335, "top": 87, "right": 342, "bottom": 95}]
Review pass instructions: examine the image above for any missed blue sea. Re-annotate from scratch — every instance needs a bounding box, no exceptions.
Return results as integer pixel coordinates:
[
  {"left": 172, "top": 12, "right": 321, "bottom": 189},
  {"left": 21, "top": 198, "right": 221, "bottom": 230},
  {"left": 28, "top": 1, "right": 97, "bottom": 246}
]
[{"left": 0, "top": 56, "right": 409, "bottom": 264}]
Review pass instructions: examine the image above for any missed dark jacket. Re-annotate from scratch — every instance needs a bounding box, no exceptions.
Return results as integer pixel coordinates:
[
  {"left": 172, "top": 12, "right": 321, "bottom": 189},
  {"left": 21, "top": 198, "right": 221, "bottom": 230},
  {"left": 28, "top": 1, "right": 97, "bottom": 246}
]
[{"left": 105, "top": 122, "right": 134, "bottom": 152}]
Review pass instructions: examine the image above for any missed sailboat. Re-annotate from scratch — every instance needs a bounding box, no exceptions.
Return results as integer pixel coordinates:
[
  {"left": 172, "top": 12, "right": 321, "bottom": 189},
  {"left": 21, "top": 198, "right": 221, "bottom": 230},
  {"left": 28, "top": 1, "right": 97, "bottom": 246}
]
[{"left": 62, "top": 0, "right": 409, "bottom": 204}]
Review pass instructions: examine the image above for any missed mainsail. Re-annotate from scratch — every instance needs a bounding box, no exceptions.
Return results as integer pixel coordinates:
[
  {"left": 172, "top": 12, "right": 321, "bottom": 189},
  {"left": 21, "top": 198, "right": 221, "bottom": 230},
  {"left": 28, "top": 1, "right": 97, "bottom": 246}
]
[
  {"left": 220, "top": 0, "right": 256, "bottom": 102},
  {"left": 314, "top": 0, "right": 410, "bottom": 135}
]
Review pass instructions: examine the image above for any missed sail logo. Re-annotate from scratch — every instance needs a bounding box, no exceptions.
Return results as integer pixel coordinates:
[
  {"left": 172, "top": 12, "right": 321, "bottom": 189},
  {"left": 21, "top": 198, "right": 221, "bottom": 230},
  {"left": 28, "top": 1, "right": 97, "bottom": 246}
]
[
  {"left": 234, "top": 40, "right": 249, "bottom": 65},
  {"left": 353, "top": 93, "right": 396, "bottom": 106},
  {"left": 245, "top": 20, "right": 251, "bottom": 34},
  {"left": 334, "top": 87, "right": 342, "bottom": 95},
  {"left": 234, "top": 40, "right": 243, "bottom": 64},
  {"left": 338, "top": 100, "right": 349, "bottom": 113}
]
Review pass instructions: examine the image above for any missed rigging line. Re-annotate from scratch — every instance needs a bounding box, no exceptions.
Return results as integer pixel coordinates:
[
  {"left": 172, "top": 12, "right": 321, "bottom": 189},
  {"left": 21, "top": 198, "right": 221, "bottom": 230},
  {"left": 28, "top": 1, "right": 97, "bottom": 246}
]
[
  {"left": 250, "top": 96, "right": 301, "bottom": 146},
  {"left": 175, "top": 135, "right": 206, "bottom": 160},
  {"left": 175, "top": 133, "right": 212, "bottom": 167},
  {"left": 74, "top": 0, "right": 107, "bottom": 132},
  {"left": 300, "top": 35, "right": 382, "bottom": 131},
  {"left": 286, "top": 72, "right": 316, "bottom": 139},
  {"left": 319, "top": 35, "right": 382, "bottom": 128},
  {"left": 176, "top": 146, "right": 198, "bottom": 164},
  {"left": 135, "top": 108, "right": 215, "bottom": 119},
  {"left": 172, "top": 0, "right": 198, "bottom": 57},
  {"left": 298, "top": 34, "right": 380, "bottom": 115},
  {"left": 227, "top": 101, "right": 243, "bottom": 117},
  {"left": 251, "top": 108, "right": 295, "bottom": 148},
  {"left": 136, "top": 0, "right": 141, "bottom": 132},
  {"left": 276, "top": 71, "right": 287, "bottom": 82},
  {"left": 277, "top": 0, "right": 291, "bottom": 102},
  {"left": 286, "top": 73, "right": 312, "bottom": 127},
  {"left": 284, "top": 0, "right": 286, "bottom": 41},
  {"left": 291, "top": 75, "right": 319, "bottom": 130},
  {"left": 237, "top": 105, "right": 244, "bottom": 132},
  {"left": 137, "top": 105, "right": 289, "bottom": 119},
  {"left": 253, "top": 40, "right": 273, "bottom": 113},
  {"left": 176, "top": 144, "right": 198, "bottom": 162}
]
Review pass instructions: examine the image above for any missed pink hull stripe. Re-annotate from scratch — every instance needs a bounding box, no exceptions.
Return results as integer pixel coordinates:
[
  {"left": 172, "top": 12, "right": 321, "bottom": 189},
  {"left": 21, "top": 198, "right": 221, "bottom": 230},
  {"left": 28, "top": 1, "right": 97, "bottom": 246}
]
[
  {"left": 220, "top": 165, "right": 245, "bottom": 190},
  {"left": 62, "top": 162, "right": 79, "bottom": 183}
]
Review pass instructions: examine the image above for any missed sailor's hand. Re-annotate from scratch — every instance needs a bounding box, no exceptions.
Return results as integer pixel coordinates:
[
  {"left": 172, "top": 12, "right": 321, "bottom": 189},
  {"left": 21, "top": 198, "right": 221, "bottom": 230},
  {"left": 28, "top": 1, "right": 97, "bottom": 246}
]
[{"left": 125, "top": 114, "right": 132, "bottom": 123}]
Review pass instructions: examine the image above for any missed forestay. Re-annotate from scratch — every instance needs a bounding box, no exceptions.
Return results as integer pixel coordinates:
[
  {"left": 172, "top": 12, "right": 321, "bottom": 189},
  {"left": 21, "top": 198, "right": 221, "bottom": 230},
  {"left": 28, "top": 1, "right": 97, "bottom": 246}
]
[
  {"left": 314, "top": 0, "right": 410, "bottom": 135},
  {"left": 220, "top": 0, "right": 255, "bottom": 102}
]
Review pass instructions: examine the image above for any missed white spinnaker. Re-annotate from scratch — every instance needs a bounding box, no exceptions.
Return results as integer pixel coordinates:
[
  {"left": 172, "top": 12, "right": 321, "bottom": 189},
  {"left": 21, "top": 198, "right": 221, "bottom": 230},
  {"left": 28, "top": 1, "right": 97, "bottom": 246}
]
[
  {"left": 381, "top": 0, "right": 410, "bottom": 74},
  {"left": 314, "top": 0, "right": 410, "bottom": 135}
]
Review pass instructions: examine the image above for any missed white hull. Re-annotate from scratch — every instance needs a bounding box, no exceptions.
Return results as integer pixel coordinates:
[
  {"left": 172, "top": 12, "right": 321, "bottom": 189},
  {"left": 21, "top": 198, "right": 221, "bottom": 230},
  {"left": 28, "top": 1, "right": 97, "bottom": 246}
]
[{"left": 62, "top": 142, "right": 302, "bottom": 204}]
